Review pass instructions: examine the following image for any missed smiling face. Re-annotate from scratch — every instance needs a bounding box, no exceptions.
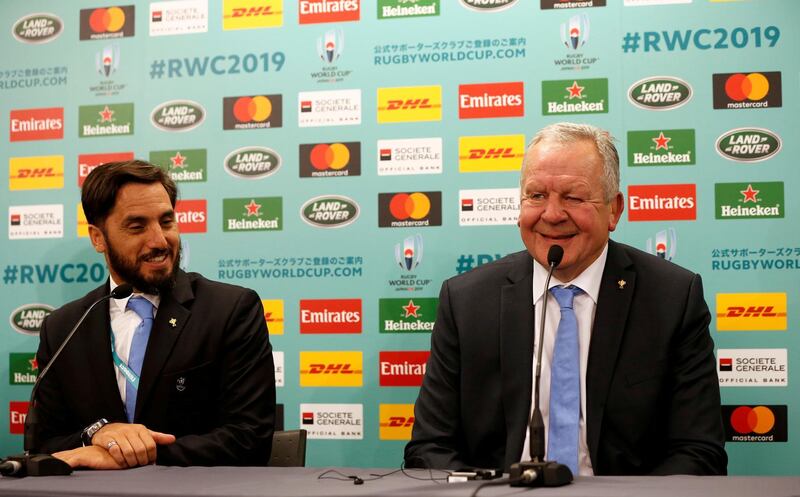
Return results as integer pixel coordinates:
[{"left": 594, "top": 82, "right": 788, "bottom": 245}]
[
  {"left": 88, "top": 182, "right": 180, "bottom": 294},
  {"left": 519, "top": 138, "right": 624, "bottom": 281}
]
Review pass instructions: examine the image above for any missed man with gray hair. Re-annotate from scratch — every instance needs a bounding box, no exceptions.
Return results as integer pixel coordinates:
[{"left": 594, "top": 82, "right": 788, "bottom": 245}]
[{"left": 405, "top": 123, "right": 726, "bottom": 475}]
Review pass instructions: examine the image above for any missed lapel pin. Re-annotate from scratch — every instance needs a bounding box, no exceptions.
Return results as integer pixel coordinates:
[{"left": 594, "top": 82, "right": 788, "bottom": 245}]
[
  {"left": 617, "top": 279, "right": 626, "bottom": 290},
  {"left": 169, "top": 318, "right": 177, "bottom": 328},
  {"left": 176, "top": 377, "right": 186, "bottom": 392}
]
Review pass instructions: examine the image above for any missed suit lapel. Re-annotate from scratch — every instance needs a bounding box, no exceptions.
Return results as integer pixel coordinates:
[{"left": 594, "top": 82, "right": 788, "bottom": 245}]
[
  {"left": 82, "top": 283, "right": 127, "bottom": 420},
  {"left": 500, "top": 253, "right": 535, "bottom": 467},
  {"left": 586, "top": 240, "right": 636, "bottom": 465},
  {"left": 134, "top": 271, "right": 192, "bottom": 420}
]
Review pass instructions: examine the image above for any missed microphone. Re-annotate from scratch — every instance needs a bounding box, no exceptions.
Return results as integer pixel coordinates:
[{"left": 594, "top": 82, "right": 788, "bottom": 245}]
[
  {"left": 2, "top": 284, "right": 133, "bottom": 477},
  {"left": 509, "top": 246, "right": 572, "bottom": 487}
]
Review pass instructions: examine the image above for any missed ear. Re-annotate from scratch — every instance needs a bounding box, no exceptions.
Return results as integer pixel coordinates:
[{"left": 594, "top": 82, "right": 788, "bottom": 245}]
[
  {"left": 607, "top": 192, "right": 625, "bottom": 232},
  {"left": 88, "top": 225, "right": 107, "bottom": 254}
]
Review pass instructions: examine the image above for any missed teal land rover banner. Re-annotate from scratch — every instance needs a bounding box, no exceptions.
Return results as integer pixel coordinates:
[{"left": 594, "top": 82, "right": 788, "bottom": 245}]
[{"left": 1, "top": 0, "right": 797, "bottom": 475}]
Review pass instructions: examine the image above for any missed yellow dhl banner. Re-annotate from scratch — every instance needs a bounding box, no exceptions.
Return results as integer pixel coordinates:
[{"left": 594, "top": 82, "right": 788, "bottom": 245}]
[
  {"left": 379, "top": 404, "right": 415, "bottom": 440},
  {"left": 716, "top": 293, "right": 787, "bottom": 331},
  {"left": 459, "top": 134, "right": 525, "bottom": 172},
  {"left": 377, "top": 86, "right": 441, "bottom": 123},
  {"left": 261, "top": 299, "right": 284, "bottom": 335},
  {"left": 9, "top": 156, "right": 64, "bottom": 191},
  {"left": 299, "top": 351, "right": 363, "bottom": 387}
]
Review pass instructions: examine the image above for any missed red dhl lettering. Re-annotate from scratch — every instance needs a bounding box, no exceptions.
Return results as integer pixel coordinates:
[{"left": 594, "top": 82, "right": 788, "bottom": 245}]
[
  {"left": 387, "top": 99, "right": 432, "bottom": 110},
  {"left": 13, "top": 168, "right": 59, "bottom": 178},
  {"left": 720, "top": 306, "right": 785, "bottom": 318},
  {"left": 305, "top": 363, "right": 359, "bottom": 374},
  {"left": 468, "top": 148, "right": 515, "bottom": 160},
  {"left": 232, "top": 7, "right": 273, "bottom": 17},
  {"left": 381, "top": 416, "right": 414, "bottom": 427}
]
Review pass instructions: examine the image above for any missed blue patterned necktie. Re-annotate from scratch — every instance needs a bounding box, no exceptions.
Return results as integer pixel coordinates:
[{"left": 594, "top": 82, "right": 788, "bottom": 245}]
[
  {"left": 548, "top": 285, "right": 582, "bottom": 474},
  {"left": 125, "top": 297, "right": 154, "bottom": 423}
]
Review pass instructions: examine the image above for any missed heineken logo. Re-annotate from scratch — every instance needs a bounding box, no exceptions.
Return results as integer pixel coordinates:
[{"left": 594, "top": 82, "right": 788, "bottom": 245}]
[
  {"left": 223, "top": 197, "right": 283, "bottom": 232},
  {"left": 542, "top": 78, "right": 608, "bottom": 115},
  {"left": 10, "top": 303, "right": 54, "bottom": 336},
  {"left": 379, "top": 298, "right": 437, "bottom": 333},
  {"left": 9, "top": 353, "right": 38, "bottom": 385},
  {"left": 13, "top": 13, "right": 63, "bottom": 44},
  {"left": 628, "top": 77, "right": 692, "bottom": 110},
  {"left": 379, "top": 0, "right": 439, "bottom": 18},
  {"left": 627, "top": 129, "right": 695, "bottom": 166},
  {"left": 301, "top": 196, "right": 359, "bottom": 228},
  {"left": 716, "top": 128, "right": 781, "bottom": 163},
  {"left": 224, "top": 147, "right": 282, "bottom": 179},
  {"left": 715, "top": 182, "right": 784, "bottom": 219},
  {"left": 460, "top": 0, "right": 517, "bottom": 11},
  {"left": 79, "top": 103, "right": 134, "bottom": 138},
  {"left": 150, "top": 149, "right": 207, "bottom": 182},
  {"left": 151, "top": 100, "right": 205, "bottom": 132}
]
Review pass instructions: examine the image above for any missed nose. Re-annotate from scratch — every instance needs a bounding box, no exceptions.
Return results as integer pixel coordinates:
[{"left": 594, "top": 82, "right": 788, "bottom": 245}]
[
  {"left": 145, "top": 223, "right": 169, "bottom": 248},
  {"left": 539, "top": 195, "right": 568, "bottom": 224}
]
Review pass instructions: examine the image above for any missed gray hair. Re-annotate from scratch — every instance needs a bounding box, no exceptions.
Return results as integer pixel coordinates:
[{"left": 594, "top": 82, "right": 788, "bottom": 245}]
[{"left": 520, "top": 122, "right": 620, "bottom": 203}]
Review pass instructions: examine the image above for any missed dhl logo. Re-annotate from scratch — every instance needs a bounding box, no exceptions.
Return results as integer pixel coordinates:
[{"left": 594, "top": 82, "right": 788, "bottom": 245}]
[
  {"left": 459, "top": 135, "right": 525, "bottom": 173},
  {"left": 222, "top": 0, "right": 282, "bottom": 30},
  {"left": 377, "top": 86, "right": 441, "bottom": 123},
  {"left": 9, "top": 156, "right": 64, "bottom": 190},
  {"left": 379, "top": 404, "right": 415, "bottom": 440},
  {"left": 261, "top": 299, "right": 284, "bottom": 335},
  {"left": 716, "top": 293, "right": 787, "bottom": 331},
  {"left": 77, "top": 203, "right": 89, "bottom": 238},
  {"left": 299, "top": 351, "right": 362, "bottom": 387},
  {"left": 386, "top": 99, "right": 433, "bottom": 110}
]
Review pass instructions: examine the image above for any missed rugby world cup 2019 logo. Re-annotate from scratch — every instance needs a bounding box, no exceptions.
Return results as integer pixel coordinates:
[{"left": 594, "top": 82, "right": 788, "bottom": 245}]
[
  {"left": 223, "top": 95, "right": 283, "bottom": 129},
  {"left": 645, "top": 228, "right": 676, "bottom": 261},
  {"left": 378, "top": 192, "right": 442, "bottom": 228},
  {"left": 561, "top": 14, "right": 589, "bottom": 50},
  {"left": 395, "top": 234, "right": 423, "bottom": 272},
  {"left": 80, "top": 6, "right": 135, "bottom": 40},
  {"left": 317, "top": 29, "right": 343, "bottom": 63}
]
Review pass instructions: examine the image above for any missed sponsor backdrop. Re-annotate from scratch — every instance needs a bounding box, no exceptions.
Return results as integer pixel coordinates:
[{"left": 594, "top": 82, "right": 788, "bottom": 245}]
[{"left": 1, "top": 0, "right": 797, "bottom": 474}]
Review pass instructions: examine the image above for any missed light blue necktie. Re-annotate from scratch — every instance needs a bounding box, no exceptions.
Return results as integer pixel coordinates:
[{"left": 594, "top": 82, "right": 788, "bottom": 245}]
[
  {"left": 125, "top": 297, "right": 154, "bottom": 423},
  {"left": 548, "top": 285, "right": 581, "bottom": 474}
]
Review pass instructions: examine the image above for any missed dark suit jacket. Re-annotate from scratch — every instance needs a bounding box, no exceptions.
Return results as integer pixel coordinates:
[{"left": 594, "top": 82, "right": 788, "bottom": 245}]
[
  {"left": 34, "top": 270, "right": 276, "bottom": 466},
  {"left": 405, "top": 240, "right": 727, "bottom": 475}
]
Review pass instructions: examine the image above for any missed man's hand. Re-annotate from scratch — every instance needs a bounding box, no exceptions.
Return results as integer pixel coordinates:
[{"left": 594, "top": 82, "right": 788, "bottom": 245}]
[
  {"left": 53, "top": 446, "right": 125, "bottom": 470},
  {"left": 92, "top": 423, "right": 176, "bottom": 468}
]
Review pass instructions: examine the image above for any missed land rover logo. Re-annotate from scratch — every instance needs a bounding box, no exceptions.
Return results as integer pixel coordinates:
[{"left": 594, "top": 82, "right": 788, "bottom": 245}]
[
  {"left": 628, "top": 76, "right": 692, "bottom": 111},
  {"left": 10, "top": 303, "right": 54, "bottom": 335},
  {"left": 460, "top": 0, "right": 517, "bottom": 11},
  {"left": 224, "top": 147, "right": 282, "bottom": 179},
  {"left": 151, "top": 100, "right": 205, "bottom": 132},
  {"left": 301, "top": 196, "right": 359, "bottom": 228},
  {"left": 13, "top": 13, "right": 63, "bottom": 44},
  {"left": 716, "top": 128, "right": 781, "bottom": 163}
]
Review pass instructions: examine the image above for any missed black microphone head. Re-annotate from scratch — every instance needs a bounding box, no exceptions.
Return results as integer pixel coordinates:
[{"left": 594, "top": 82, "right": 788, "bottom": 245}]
[
  {"left": 547, "top": 245, "right": 564, "bottom": 268},
  {"left": 111, "top": 284, "right": 134, "bottom": 299}
]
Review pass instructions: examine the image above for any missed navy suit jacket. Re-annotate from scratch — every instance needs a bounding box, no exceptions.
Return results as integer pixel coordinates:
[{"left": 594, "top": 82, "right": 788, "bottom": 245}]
[
  {"left": 34, "top": 270, "right": 275, "bottom": 466},
  {"left": 405, "top": 240, "right": 727, "bottom": 475}
]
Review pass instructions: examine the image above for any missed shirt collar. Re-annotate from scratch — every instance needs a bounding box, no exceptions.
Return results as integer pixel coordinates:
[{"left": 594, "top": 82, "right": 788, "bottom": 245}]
[
  {"left": 109, "top": 275, "right": 160, "bottom": 313},
  {"left": 532, "top": 243, "right": 609, "bottom": 306}
]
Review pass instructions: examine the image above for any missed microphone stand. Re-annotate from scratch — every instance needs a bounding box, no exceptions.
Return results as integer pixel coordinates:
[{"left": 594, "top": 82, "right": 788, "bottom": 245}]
[
  {"left": 1, "top": 284, "right": 133, "bottom": 477},
  {"left": 509, "top": 246, "right": 572, "bottom": 487}
]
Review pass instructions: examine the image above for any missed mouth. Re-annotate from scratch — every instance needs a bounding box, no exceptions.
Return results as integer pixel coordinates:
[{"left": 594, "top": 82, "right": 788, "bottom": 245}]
[
  {"left": 140, "top": 250, "right": 172, "bottom": 267},
  {"left": 538, "top": 232, "right": 576, "bottom": 242}
]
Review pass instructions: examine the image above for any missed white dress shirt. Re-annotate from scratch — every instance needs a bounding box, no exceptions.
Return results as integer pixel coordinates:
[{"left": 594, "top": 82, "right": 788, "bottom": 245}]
[
  {"left": 520, "top": 243, "right": 609, "bottom": 476},
  {"left": 108, "top": 277, "right": 159, "bottom": 404}
]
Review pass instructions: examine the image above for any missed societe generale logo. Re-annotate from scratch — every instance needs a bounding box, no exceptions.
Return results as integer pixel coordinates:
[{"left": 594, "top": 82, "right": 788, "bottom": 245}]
[
  {"left": 458, "top": 82, "right": 524, "bottom": 119},
  {"left": 299, "top": 0, "right": 360, "bottom": 24},
  {"left": 299, "top": 299, "right": 361, "bottom": 333},
  {"left": 379, "top": 403, "right": 415, "bottom": 440},
  {"left": 716, "top": 293, "right": 787, "bottom": 331},
  {"left": 379, "top": 351, "right": 429, "bottom": 386},
  {"left": 174, "top": 199, "right": 207, "bottom": 233},
  {"left": 299, "top": 351, "right": 363, "bottom": 387},
  {"left": 627, "top": 184, "right": 696, "bottom": 221},
  {"left": 9, "top": 108, "right": 64, "bottom": 142}
]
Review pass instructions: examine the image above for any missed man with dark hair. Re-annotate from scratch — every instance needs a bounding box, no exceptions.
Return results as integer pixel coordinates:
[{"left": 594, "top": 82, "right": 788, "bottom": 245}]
[
  {"left": 34, "top": 160, "right": 276, "bottom": 469},
  {"left": 405, "top": 123, "right": 726, "bottom": 476}
]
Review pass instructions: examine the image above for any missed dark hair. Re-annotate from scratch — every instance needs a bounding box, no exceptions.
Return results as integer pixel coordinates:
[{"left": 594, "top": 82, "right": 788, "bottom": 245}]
[{"left": 81, "top": 160, "right": 178, "bottom": 226}]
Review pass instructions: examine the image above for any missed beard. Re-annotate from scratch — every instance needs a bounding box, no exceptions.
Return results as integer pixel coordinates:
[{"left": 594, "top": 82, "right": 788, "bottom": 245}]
[{"left": 105, "top": 235, "right": 181, "bottom": 295}]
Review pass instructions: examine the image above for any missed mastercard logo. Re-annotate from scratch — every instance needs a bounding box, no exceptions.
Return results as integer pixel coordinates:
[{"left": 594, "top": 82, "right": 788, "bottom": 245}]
[
  {"left": 310, "top": 143, "right": 350, "bottom": 170},
  {"left": 389, "top": 193, "right": 431, "bottom": 220},
  {"left": 233, "top": 96, "right": 273, "bottom": 122},
  {"left": 730, "top": 406, "right": 775, "bottom": 434},
  {"left": 724, "top": 73, "right": 770, "bottom": 102},
  {"left": 89, "top": 7, "right": 127, "bottom": 33}
]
